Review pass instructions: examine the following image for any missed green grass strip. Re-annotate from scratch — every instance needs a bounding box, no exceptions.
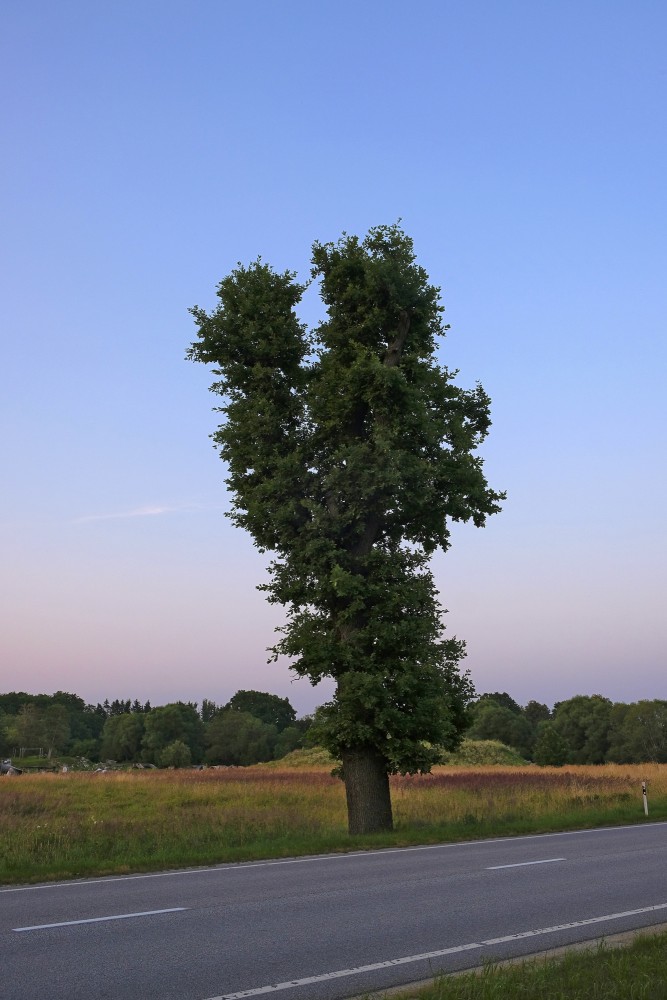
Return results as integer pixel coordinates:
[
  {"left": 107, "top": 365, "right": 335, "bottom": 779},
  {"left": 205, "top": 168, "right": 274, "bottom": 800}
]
[{"left": 380, "top": 930, "right": 667, "bottom": 1000}]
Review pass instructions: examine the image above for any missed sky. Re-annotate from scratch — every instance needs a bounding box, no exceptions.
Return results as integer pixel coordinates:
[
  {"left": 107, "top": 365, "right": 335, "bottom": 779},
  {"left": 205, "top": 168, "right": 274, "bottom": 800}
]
[{"left": 1, "top": 1, "right": 665, "bottom": 715}]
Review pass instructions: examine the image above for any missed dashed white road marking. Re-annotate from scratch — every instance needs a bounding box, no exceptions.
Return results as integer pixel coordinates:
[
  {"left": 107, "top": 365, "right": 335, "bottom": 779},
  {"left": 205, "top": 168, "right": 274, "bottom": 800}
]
[
  {"left": 13, "top": 907, "right": 187, "bottom": 931},
  {"left": 486, "top": 857, "right": 566, "bottom": 870},
  {"left": 205, "top": 902, "right": 667, "bottom": 999}
]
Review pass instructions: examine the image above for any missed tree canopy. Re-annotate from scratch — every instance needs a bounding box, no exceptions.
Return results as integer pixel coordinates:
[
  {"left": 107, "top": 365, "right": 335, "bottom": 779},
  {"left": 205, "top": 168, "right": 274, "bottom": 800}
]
[
  {"left": 224, "top": 690, "right": 296, "bottom": 731},
  {"left": 205, "top": 710, "right": 277, "bottom": 766},
  {"left": 467, "top": 703, "right": 534, "bottom": 759},
  {"left": 140, "top": 703, "right": 204, "bottom": 765},
  {"left": 189, "top": 224, "right": 504, "bottom": 832},
  {"left": 551, "top": 695, "right": 612, "bottom": 765}
]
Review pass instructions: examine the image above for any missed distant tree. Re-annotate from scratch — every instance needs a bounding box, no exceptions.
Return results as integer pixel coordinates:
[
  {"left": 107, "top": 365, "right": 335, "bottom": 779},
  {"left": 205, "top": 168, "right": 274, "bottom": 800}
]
[
  {"left": 552, "top": 695, "right": 612, "bottom": 764},
  {"left": 69, "top": 738, "right": 100, "bottom": 761},
  {"left": 523, "top": 700, "right": 551, "bottom": 729},
  {"left": 14, "top": 703, "right": 45, "bottom": 749},
  {"left": 86, "top": 704, "right": 109, "bottom": 738},
  {"left": 0, "top": 692, "right": 100, "bottom": 751},
  {"left": 71, "top": 705, "right": 105, "bottom": 744},
  {"left": 41, "top": 704, "right": 70, "bottom": 757},
  {"left": 605, "top": 703, "right": 631, "bottom": 763},
  {"left": 189, "top": 224, "right": 502, "bottom": 833},
  {"left": 0, "top": 692, "right": 36, "bottom": 715},
  {"left": 100, "top": 713, "right": 146, "bottom": 761},
  {"left": 141, "top": 703, "right": 204, "bottom": 763},
  {"left": 0, "top": 709, "right": 10, "bottom": 756},
  {"left": 3, "top": 700, "right": 70, "bottom": 757},
  {"left": 109, "top": 699, "right": 131, "bottom": 717},
  {"left": 533, "top": 722, "right": 568, "bottom": 767},
  {"left": 51, "top": 691, "right": 87, "bottom": 714},
  {"left": 201, "top": 699, "right": 220, "bottom": 724},
  {"left": 467, "top": 704, "right": 534, "bottom": 758},
  {"left": 160, "top": 740, "right": 192, "bottom": 768},
  {"left": 472, "top": 692, "right": 522, "bottom": 716},
  {"left": 295, "top": 714, "right": 314, "bottom": 736},
  {"left": 608, "top": 701, "right": 667, "bottom": 763},
  {"left": 3, "top": 716, "right": 19, "bottom": 754},
  {"left": 225, "top": 690, "right": 296, "bottom": 732},
  {"left": 205, "top": 710, "right": 276, "bottom": 766},
  {"left": 273, "top": 725, "right": 304, "bottom": 759}
]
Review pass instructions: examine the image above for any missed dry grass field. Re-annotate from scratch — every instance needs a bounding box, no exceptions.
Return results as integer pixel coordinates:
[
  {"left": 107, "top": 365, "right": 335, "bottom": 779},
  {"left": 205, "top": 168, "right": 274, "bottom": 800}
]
[{"left": 1, "top": 761, "right": 665, "bottom": 885}]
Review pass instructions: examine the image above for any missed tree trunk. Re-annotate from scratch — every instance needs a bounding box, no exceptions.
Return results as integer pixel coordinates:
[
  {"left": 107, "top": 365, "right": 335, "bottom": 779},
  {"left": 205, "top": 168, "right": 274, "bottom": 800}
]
[{"left": 341, "top": 748, "right": 393, "bottom": 834}]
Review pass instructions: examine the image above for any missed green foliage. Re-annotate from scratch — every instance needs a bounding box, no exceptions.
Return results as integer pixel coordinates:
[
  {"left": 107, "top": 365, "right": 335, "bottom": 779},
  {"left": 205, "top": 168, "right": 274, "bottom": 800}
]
[
  {"left": 159, "top": 740, "right": 192, "bottom": 768},
  {"left": 533, "top": 722, "right": 569, "bottom": 766},
  {"left": 201, "top": 698, "right": 220, "bottom": 724},
  {"left": 607, "top": 700, "right": 667, "bottom": 763},
  {"left": 472, "top": 691, "right": 523, "bottom": 715},
  {"left": 8, "top": 702, "right": 70, "bottom": 756},
  {"left": 272, "top": 725, "right": 304, "bottom": 759},
  {"left": 0, "top": 690, "right": 84, "bottom": 716},
  {"left": 552, "top": 695, "right": 612, "bottom": 764},
  {"left": 0, "top": 709, "right": 9, "bottom": 756},
  {"left": 263, "top": 746, "right": 338, "bottom": 768},
  {"left": 0, "top": 692, "right": 107, "bottom": 757},
  {"left": 523, "top": 699, "right": 551, "bottom": 728},
  {"left": 41, "top": 705, "right": 71, "bottom": 756},
  {"left": 439, "top": 739, "right": 528, "bottom": 766},
  {"left": 467, "top": 704, "right": 534, "bottom": 758},
  {"left": 224, "top": 690, "right": 296, "bottom": 732},
  {"left": 3, "top": 685, "right": 667, "bottom": 771},
  {"left": 100, "top": 713, "right": 145, "bottom": 762},
  {"left": 189, "top": 224, "right": 503, "bottom": 778},
  {"left": 68, "top": 739, "right": 100, "bottom": 761},
  {"left": 141, "top": 703, "right": 204, "bottom": 764},
  {"left": 205, "top": 710, "right": 277, "bottom": 766},
  {"left": 13, "top": 703, "right": 45, "bottom": 748}
]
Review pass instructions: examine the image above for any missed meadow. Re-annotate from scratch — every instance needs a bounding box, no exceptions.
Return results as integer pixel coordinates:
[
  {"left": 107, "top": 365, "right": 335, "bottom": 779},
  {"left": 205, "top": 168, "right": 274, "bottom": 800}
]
[{"left": 1, "top": 762, "right": 665, "bottom": 885}]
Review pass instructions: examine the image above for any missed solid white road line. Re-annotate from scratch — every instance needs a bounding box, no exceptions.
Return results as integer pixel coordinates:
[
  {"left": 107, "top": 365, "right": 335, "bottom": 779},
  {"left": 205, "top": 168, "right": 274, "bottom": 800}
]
[
  {"left": 486, "top": 857, "right": 566, "bottom": 870},
  {"left": 12, "top": 907, "right": 187, "bottom": 931},
  {"left": 2, "top": 821, "right": 666, "bottom": 895},
  {"left": 205, "top": 902, "right": 667, "bottom": 999}
]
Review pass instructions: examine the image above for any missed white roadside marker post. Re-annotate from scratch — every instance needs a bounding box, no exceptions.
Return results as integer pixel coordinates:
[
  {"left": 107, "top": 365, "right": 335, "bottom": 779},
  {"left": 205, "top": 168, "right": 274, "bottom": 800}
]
[{"left": 642, "top": 780, "right": 649, "bottom": 816}]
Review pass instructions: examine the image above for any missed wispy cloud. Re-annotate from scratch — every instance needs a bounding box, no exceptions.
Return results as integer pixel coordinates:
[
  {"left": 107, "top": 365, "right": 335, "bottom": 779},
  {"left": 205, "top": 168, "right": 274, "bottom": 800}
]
[{"left": 73, "top": 502, "right": 222, "bottom": 524}]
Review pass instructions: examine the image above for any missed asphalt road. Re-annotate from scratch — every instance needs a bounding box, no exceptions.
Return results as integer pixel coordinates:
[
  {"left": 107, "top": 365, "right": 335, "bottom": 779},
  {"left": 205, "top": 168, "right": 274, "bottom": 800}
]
[{"left": 2, "top": 822, "right": 667, "bottom": 1000}]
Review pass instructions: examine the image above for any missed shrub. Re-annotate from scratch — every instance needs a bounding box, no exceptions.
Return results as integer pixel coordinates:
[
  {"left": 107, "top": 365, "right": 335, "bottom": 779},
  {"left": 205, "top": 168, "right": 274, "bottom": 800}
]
[
  {"left": 159, "top": 740, "right": 192, "bottom": 768},
  {"left": 439, "top": 739, "right": 528, "bottom": 766}
]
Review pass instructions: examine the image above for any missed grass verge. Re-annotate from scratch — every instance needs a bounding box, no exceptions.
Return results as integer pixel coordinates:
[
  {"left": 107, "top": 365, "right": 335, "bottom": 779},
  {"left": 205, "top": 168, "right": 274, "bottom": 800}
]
[
  {"left": 371, "top": 928, "right": 667, "bottom": 999},
  {"left": 1, "top": 763, "right": 665, "bottom": 885}
]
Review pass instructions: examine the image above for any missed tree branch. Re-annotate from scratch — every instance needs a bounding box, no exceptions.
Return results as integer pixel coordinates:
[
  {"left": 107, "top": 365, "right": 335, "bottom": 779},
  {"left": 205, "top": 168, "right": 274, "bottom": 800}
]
[
  {"left": 383, "top": 310, "right": 410, "bottom": 368},
  {"left": 347, "top": 310, "right": 411, "bottom": 558}
]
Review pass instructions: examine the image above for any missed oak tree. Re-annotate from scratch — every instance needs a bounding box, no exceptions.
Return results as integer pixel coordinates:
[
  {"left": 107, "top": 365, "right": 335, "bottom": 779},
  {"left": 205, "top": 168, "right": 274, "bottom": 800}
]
[{"left": 189, "top": 224, "right": 503, "bottom": 833}]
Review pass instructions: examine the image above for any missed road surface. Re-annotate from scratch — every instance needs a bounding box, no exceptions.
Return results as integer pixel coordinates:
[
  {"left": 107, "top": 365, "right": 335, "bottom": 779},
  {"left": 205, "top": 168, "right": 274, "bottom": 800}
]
[{"left": 2, "top": 822, "right": 666, "bottom": 999}]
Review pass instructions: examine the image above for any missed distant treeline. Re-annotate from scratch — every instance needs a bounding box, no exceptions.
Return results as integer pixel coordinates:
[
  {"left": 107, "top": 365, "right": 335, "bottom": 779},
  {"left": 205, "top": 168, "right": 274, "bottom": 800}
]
[
  {"left": 0, "top": 690, "right": 312, "bottom": 767},
  {"left": 1, "top": 689, "right": 665, "bottom": 767},
  {"left": 466, "top": 692, "right": 667, "bottom": 766}
]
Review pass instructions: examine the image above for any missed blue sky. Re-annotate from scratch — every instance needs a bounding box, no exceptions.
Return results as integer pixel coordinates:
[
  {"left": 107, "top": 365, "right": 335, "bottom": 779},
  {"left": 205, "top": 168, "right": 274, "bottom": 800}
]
[{"left": 2, "top": 1, "right": 665, "bottom": 714}]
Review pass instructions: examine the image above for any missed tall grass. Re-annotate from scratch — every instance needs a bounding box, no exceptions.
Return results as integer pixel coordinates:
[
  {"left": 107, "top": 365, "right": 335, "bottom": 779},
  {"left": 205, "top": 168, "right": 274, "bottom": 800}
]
[
  {"left": 1, "top": 763, "right": 665, "bottom": 885},
  {"left": 392, "top": 764, "right": 667, "bottom": 835}
]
